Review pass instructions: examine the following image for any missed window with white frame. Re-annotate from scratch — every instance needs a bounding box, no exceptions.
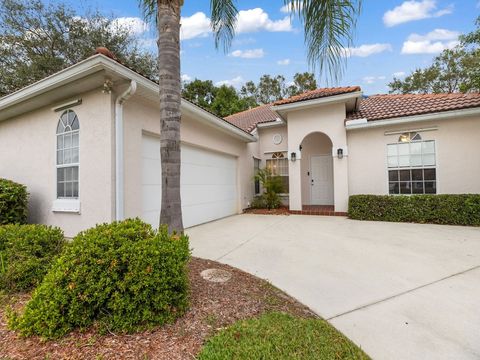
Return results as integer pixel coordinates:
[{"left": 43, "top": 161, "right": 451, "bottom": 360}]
[
  {"left": 265, "top": 152, "right": 289, "bottom": 194},
  {"left": 56, "top": 110, "right": 79, "bottom": 198},
  {"left": 387, "top": 132, "right": 436, "bottom": 195}
]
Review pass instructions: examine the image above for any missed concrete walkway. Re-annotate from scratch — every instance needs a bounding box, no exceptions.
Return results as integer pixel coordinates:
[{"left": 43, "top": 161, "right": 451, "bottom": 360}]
[{"left": 187, "top": 214, "right": 480, "bottom": 360}]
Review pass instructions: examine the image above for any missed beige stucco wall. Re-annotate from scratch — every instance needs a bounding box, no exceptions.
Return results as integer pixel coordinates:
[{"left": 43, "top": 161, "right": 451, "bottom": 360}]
[
  {"left": 122, "top": 95, "right": 256, "bottom": 219},
  {"left": 347, "top": 115, "right": 480, "bottom": 195},
  {"left": 0, "top": 89, "right": 115, "bottom": 237},
  {"left": 286, "top": 102, "right": 350, "bottom": 212}
]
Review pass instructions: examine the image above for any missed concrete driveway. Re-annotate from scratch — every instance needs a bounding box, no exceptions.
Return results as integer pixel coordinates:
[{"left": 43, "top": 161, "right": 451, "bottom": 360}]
[{"left": 187, "top": 214, "right": 480, "bottom": 360}]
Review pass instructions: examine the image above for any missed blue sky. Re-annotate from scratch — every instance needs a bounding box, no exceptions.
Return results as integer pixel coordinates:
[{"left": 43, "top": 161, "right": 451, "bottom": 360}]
[{"left": 64, "top": 0, "right": 478, "bottom": 94}]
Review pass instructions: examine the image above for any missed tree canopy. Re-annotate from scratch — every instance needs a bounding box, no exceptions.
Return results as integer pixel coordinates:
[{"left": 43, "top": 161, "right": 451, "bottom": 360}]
[
  {"left": 182, "top": 72, "right": 318, "bottom": 117},
  {"left": 0, "top": 0, "right": 157, "bottom": 97},
  {"left": 389, "top": 16, "right": 480, "bottom": 94}
]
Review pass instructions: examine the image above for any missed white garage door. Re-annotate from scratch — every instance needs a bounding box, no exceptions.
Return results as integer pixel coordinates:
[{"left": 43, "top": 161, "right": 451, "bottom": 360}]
[{"left": 142, "top": 134, "right": 238, "bottom": 228}]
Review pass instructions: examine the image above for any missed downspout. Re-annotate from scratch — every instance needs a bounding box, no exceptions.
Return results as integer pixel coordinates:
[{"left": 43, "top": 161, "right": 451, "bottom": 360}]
[{"left": 115, "top": 80, "right": 137, "bottom": 221}]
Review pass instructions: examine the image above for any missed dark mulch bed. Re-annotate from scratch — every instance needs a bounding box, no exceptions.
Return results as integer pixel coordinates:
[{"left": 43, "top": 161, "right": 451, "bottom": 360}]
[
  {"left": 243, "top": 206, "right": 290, "bottom": 215},
  {"left": 0, "top": 257, "right": 315, "bottom": 360}
]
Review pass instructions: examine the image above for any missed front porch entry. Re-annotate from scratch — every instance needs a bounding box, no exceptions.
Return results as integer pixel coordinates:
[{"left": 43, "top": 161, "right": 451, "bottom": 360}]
[{"left": 300, "top": 132, "right": 334, "bottom": 207}]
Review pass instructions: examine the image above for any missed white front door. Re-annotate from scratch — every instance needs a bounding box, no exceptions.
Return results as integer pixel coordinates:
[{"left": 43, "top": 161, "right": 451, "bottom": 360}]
[{"left": 310, "top": 155, "right": 334, "bottom": 205}]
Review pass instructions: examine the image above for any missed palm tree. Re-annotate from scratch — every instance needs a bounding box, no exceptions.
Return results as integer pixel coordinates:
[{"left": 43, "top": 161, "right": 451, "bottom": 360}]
[{"left": 139, "top": 0, "right": 361, "bottom": 233}]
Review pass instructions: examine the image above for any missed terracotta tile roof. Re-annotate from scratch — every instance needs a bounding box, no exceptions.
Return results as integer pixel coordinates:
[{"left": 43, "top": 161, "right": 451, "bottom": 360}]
[
  {"left": 224, "top": 104, "right": 278, "bottom": 132},
  {"left": 348, "top": 93, "right": 480, "bottom": 121},
  {"left": 273, "top": 86, "right": 361, "bottom": 106}
]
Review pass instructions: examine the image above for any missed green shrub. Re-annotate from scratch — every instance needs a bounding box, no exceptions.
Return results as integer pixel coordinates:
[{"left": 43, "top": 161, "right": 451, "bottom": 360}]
[
  {"left": 198, "top": 312, "right": 370, "bottom": 360},
  {"left": 0, "top": 224, "right": 65, "bottom": 293},
  {"left": 8, "top": 218, "right": 190, "bottom": 339},
  {"left": 0, "top": 178, "right": 28, "bottom": 225},
  {"left": 253, "top": 169, "right": 284, "bottom": 209},
  {"left": 349, "top": 194, "right": 480, "bottom": 226}
]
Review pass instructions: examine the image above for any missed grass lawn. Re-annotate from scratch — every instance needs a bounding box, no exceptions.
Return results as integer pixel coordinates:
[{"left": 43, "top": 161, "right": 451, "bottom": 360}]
[{"left": 198, "top": 312, "right": 369, "bottom": 360}]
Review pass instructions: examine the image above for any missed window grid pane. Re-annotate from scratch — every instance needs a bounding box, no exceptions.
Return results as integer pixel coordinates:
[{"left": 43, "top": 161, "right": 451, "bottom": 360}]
[
  {"left": 57, "top": 110, "right": 79, "bottom": 199},
  {"left": 266, "top": 157, "right": 289, "bottom": 194}
]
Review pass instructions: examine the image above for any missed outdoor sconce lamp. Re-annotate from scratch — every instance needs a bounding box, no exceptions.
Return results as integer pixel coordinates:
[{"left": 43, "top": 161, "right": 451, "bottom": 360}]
[
  {"left": 337, "top": 148, "right": 344, "bottom": 159},
  {"left": 291, "top": 152, "right": 297, "bottom": 162}
]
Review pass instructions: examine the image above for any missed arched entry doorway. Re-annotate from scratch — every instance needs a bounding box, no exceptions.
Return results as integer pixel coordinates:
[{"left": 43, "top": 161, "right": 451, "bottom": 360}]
[{"left": 300, "top": 132, "right": 334, "bottom": 206}]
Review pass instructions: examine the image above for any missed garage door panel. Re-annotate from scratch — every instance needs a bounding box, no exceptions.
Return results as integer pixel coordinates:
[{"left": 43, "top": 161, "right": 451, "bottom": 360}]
[
  {"left": 142, "top": 184, "right": 161, "bottom": 212},
  {"left": 182, "top": 199, "right": 237, "bottom": 228},
  {"left": 141, "top": 135, "right": 238, "bottom": 228},
  {"left": 142, "top": 158, "right": 161, "bottom": 185},
  {"left": 181, "top": 164, "right": 236, "bottom": 185},
  {"left": 180, "top": 184, "right": 236, "bottom": 206}
]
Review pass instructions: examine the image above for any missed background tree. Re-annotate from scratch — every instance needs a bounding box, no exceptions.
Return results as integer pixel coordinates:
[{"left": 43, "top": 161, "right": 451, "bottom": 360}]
[
  {"left": 389, "top": 16, "right": 480, "bottom": 94},
  {"left": 0, "top": 0, "right": 157, "bottom": 97},
  {"left": 140, "top": 0, "right": 361, "bottom": 232}
]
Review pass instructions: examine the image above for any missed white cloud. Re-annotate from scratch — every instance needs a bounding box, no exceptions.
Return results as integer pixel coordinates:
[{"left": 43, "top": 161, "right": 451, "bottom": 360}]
[
  {"left": 179, "top": 8, "right": 292, "bottom": 41},
  {"left": 181, "top": 74, "right": 192, "bottom": 82},
  {"left": 180, "top": 12, "right": 211, "bottom": 40},
  {"left": 341, "top": 43, "right": 392, "bottom": 57},
  {"left": 110, "top": 17, "right": 149, "bottom": 35},
  {"left": 277, "top": 58, "right": 291, "bottom": 65},
  {"left": 383, "top": 0, "right": 453, "bottom": 27},
  {"left": 236, "top": 8, "right": 292, "bottom": 33},
  {"left": 393, "top": 71, "right": 406, "bottom": 78},
  {"left": 230, "top": 48, "right": 265, "bottom": 59},
  {"left": 401, "top": 28, "right": 460, "bottom": 54},
  {"left": 362, "top": 76, "right": 387, "bottom": 84},
  {"left": 215, "top": 76, "right": 245, "bottom": 87}
]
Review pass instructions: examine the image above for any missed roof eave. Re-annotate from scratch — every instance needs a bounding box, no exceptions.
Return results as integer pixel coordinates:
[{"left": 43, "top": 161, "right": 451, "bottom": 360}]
[
  {"left": 0, "top": 54, "right": 256, "bottom": 142},
  {"left": 271, "top": 91, "right": 363, "bottom": 114},
  {"left": 345, "top": 107, "right": 480, "bottom": 130}
]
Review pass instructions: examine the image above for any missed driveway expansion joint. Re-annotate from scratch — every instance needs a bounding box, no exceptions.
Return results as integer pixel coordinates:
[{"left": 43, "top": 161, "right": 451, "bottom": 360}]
[{"left": 326, "top": 264, "right": 480, "bottom": 321}]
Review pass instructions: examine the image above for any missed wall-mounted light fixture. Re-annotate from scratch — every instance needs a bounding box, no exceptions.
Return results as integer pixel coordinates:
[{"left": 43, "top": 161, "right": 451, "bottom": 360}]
[
  {"left": 337, "top": 148, "right": 344, "bottom": 159},
  {"left": 299, "top": 144, "right": 303, "bottom": 151},
  {"left": 290, "top": 152, "right": 297, "bottom": 162}
]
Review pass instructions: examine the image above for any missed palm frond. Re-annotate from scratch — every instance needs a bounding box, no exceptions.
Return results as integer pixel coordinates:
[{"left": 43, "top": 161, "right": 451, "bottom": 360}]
[
  {"left": 285, "top": 0, "right": 362, "bottom": 82},
  {"left": 210, "top": 0, "right": 238, "bottom": 53},
  {"left": 139, "top": 0, "right": 157, "bottom": 24}
]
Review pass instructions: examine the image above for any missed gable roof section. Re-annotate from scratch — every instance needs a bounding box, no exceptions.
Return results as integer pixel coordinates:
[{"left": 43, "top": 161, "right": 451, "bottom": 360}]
[
  {"left": 0, "top": 54, "right": 255, "bottom": 142},
  {"left": 224, "top": 104, "right": 278, "bottom": 132},
  {"left": 347, "top": 93, "right": 480, "bottom": 122},
  {"left": 273, "top": 86, "right": 361, "bottom": 106}
]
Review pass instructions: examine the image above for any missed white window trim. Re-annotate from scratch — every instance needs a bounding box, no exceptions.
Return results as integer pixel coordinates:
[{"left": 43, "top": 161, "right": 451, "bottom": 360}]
[{"left": 52, "top": 198, "right": 81, "bottom": 213}]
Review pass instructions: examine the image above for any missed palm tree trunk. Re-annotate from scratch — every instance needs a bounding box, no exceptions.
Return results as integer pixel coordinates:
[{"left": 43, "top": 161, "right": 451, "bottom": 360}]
[{"left": 157, "top": 0, "right": 183, "bottom": 233}]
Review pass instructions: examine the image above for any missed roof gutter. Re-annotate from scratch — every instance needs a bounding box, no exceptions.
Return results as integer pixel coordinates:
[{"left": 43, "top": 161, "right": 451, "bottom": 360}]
[
  {"left": 115, "top": 80, "right": 137, "bottom": 221},
  {"left": 345, "top": 107, "right": 480, "bottom": 130}
]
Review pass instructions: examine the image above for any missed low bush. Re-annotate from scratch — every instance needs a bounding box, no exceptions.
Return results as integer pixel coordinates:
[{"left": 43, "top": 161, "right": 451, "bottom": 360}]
[
  {"left": 252, "top": 169, "right": 284, "bottom": 209},
  {"left": 0, "top": 178, "right": 28, "bottom": 225},
  {"left": 349, "top": 194, "right": 480, "bottom": 226},
  {"left": 0, "top": 224, "right": 65, "bottom": 293},
  {"left": 8, "top": 218, "right": 190, "bottom": 339},
  {"left": 198, "top": 312, "right": 370, "bottom": 360}
]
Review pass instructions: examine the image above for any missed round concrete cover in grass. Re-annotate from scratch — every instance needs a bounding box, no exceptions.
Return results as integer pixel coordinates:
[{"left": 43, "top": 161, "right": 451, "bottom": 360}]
[{"left": 201, "top": 268, "right": 232, "bottom": 283}]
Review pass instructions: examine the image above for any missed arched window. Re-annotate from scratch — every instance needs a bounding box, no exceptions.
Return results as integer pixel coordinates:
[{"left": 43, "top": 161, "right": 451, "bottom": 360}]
[
  {"left": 56, "top": 110, "right": 79, "bottom": 198},
  {"left": 265, "top": 152, "right": 289, "bottom": 194},
  {"left": 398, "top": 132, "right": 422, "bottom": 142}
]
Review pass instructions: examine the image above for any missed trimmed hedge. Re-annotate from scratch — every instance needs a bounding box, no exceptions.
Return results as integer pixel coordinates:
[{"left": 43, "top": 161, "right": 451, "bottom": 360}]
[
  {"left": 0, "top": 224, "right": 66, "bottom": 293},
  {"left": 9, "top": 218, "right": 190, "bottom": 339},
  {"left": 349, "top": 194, "right": 480, "bottom": 226},
  {"left": 0, "top": 178, "right": 28, "bottom": 225}
]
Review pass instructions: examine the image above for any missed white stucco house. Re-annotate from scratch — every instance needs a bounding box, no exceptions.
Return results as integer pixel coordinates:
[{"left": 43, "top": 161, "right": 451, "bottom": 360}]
[{"left": 1, "top": 53, "right": 480, "bottom": 237}]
